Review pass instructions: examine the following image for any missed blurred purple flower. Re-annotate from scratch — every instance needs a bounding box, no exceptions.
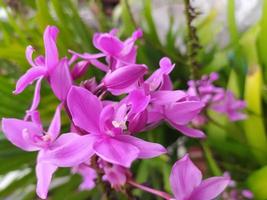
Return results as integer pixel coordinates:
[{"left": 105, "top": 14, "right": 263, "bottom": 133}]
[{"left": 169, "top": 154, "right": 229, "bottom": 200}]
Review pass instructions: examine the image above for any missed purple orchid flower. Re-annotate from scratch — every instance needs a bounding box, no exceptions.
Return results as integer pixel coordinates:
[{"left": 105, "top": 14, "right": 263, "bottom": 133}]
[
  {"left": 187, "top": 73, "right": 246, "bottom": 123},
  {"left": 145, "top": 57, "right": 175, "bottom": 91},
  {"left": 212, "top": 91, "right": 246, "bottom": 121},
  {"left": 67, "top": 86, "right": 167, "bottom": 168},
  {"left": 14, "top": 26, "right": 59, "bottom": 95},
  {"left": 169, "top": 154, "right": 229, "bottom": 200},
  {"left": 68, "top": 28, "right": 143, "bottom": 76},
  {"left": 1, "top": 106, "right": 94, "bottom": 199},
  {"left": 13, "top": 26, "right": 72, "bottom": 113},
  {"left": 147, "top": 90, "right": 205, "bottom": 138},
  {"left": 93, "top": 28, "right": 143, "bottom": 68}
]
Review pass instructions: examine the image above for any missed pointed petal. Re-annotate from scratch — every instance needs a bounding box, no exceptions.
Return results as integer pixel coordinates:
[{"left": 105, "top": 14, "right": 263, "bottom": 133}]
[
  {"left": 168, "top": 122, "right": 206, "bottom": 138},
  {"left": 93, "top": 33, "right": 123, "bottom": 56},
  {"left": 170, "top": 154, "right": 202, "bottom": 200},
  {"left": 13, "top": 67, "right": 46, "bottom": 94},
  {"left": 164, "top": 101, "right": 204, "bottom": 125},
  {"left": 36, "top": 153, "right": 57, "bottom": 199},
  {"left": 93, "top": 137, "right": 139, "bottom": 167},
  {"left": 49, "top": 58, "right": 72, "bottom": 101},
  {"left": 150, "top": 90, "right": 187, "bottom": 105},
  {"left": 159, "top": 57, "right": 175, "bottom": 74},
  {"left": 28, "top": 77, "right": 43, "bottom": 112},
  {"left": 43, "top": 133, "right": 96, "bottom": 167},
  {"left": 1, "top": 118, "right": 42, "bottom": 151},
  {"left": 71, "top": 60, "right": 90, "bottom": 80},
  {"left": 126, "top": 89, "right": 150, "bottom": 114},
  {"left": 160, "top": 75, "right": 173, "bottom": 90},
  {"left": 103, "top": 64, "right": 147, "bottom": 91},
  {"left": 67, "top": 86, "right": 102, "bottom": 133},
  {"left": 47, "top": 104, "right": 62, "bottom": 141},
  {"left": 90, "top": 59, "right": 109, "bottom": 72},
  {"left": 25, "top": 45, "right": 37, "bottom": 67},
  {"left": 44, "top": 26, "right": 59, "bottom": 70},
  {"left": 145, "top": 69, "right": 163, "bottom": 91},
  {"left": 68, "top": 50, "right": 105, "bottom": 60},
  {"left": 116, "top": 135, "right": 167, "bottom": 159},
  {"left": 190, "top": 177, "right": 230, "bottom": 200}
]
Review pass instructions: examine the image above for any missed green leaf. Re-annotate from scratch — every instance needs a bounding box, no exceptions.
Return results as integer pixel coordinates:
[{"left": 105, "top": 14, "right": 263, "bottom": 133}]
[{"left": 247, "top": 165, "right": 267, "bottom": 199}]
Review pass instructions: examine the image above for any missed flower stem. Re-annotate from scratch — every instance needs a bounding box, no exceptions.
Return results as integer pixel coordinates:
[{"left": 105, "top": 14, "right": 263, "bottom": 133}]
[
  {"left": 201, "top": 142, "right": 222, "bottom": 176},
  {"left": 91, "top": 155, "right": 111, "bottom": 200},
  {"left": 183, "top": 0, "right": 201, "bottom": 79},
  {"left": 128, "top": 180, "right": 173, "bottom": 200}
]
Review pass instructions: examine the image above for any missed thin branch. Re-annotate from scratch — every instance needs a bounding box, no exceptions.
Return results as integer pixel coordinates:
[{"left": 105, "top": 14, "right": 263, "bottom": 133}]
[{"left": 128, "top": 180, "right": 173, "bottom": 200}]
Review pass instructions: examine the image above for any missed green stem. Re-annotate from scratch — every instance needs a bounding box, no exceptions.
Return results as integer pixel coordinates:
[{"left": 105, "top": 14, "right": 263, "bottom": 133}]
[
  {"left": 183, "top": 0, "right": 201, "bottom": 79},
  {"left": 201, "top": 142, "right": 222, "bottom": 176}
]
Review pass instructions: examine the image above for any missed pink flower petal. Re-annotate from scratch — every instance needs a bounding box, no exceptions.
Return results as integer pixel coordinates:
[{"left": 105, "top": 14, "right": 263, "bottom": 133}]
[
  {"left": 170, "top": 154, "right": 202, "bottom": 200},
  {"left": 1, "top": 118, "right": 42, "bottom": 151},
  {"left": 28, "top": 77, "right": 43, "bottom": 112},
  {"left": 103, "top": 64, "right": 147, "bottom": 91},
  {"left": 160, "top": 75, "right": 173, "bottom": 90},
  {"left": 47, "top": 104, "right": 62, "bottom": 141},
  {"left": 49, "top": 58, "right": 72, "bottom": 101},
  {"left": 190, "top": 177, "right": 230, "bottom": 200},
  {"left": 43, "top": 26, "right": 59, "bottom": 70},
  {"left": 93, "top": 33, "right": 124, "bottom": 56},
  {"left": 159, "top": 57, "right": 175, "bottom": 74},
  {"left": 36, "top": 151, "right": 57, "bottom": 199},
  {"left": 43, "top": 133, "right": 96, "bottom": 167},
  {"left": 116, "top": 135, "right": 167, "bottom": 159},
  {"left": 67, "top": 86, "right": 102, "bottom": 134},
  {"left": 68, "top": 50, "right": 105, "bottom": 60},
  {"left": 150, "top": 90, "right": 187, "bottom": 105},
  {"left": 71, "top": 60, "right": 90, "bottom": 80},
  {"left": 13, "top": 67, "right": 46, "bottom": 94},
  {"left": 164, "top": 101, "right": 204, "bottom": 125},
  {"left": 126, "top": 89, "right": 150, "bottom": 114},
  {"left": 93, "top": 137, "right": 139, "bottom": 168},
  {"left": 25, "top": 45, "right": 37, "bottom": 67},
  {"left": 168, "top": 122, "right": 206, "bottom": 138}
]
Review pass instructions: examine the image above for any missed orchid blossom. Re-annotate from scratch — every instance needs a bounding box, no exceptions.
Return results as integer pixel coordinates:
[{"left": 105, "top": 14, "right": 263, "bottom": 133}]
[{"left": 2, "top": 106, "right": 94, "bottom": 199}]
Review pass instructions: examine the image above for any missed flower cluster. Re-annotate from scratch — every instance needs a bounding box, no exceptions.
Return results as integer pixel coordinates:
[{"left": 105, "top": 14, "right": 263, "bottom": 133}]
[
  {"left": 187, "top": 72, "right": 246, "bottom": 127},
  {"left": 222, "top": 172, "right": 253, "bottom": 200},
  {"left": 1, "top": 26, "right": 231, "bottom": 199}
]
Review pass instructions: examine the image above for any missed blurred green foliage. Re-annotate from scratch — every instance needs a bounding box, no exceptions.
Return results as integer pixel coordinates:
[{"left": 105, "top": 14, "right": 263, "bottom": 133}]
[{"left": 0, "top": 0, "right": 267, "bottom": 199}]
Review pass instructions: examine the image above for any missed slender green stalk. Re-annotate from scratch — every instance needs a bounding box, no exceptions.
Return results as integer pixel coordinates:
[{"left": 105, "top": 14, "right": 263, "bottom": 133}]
[
  {"left": 183, "top": 0, "right": 201, "bottom": 79},
  {"left": 201, "top": 142, "right": 222, "bottom": 176}
]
